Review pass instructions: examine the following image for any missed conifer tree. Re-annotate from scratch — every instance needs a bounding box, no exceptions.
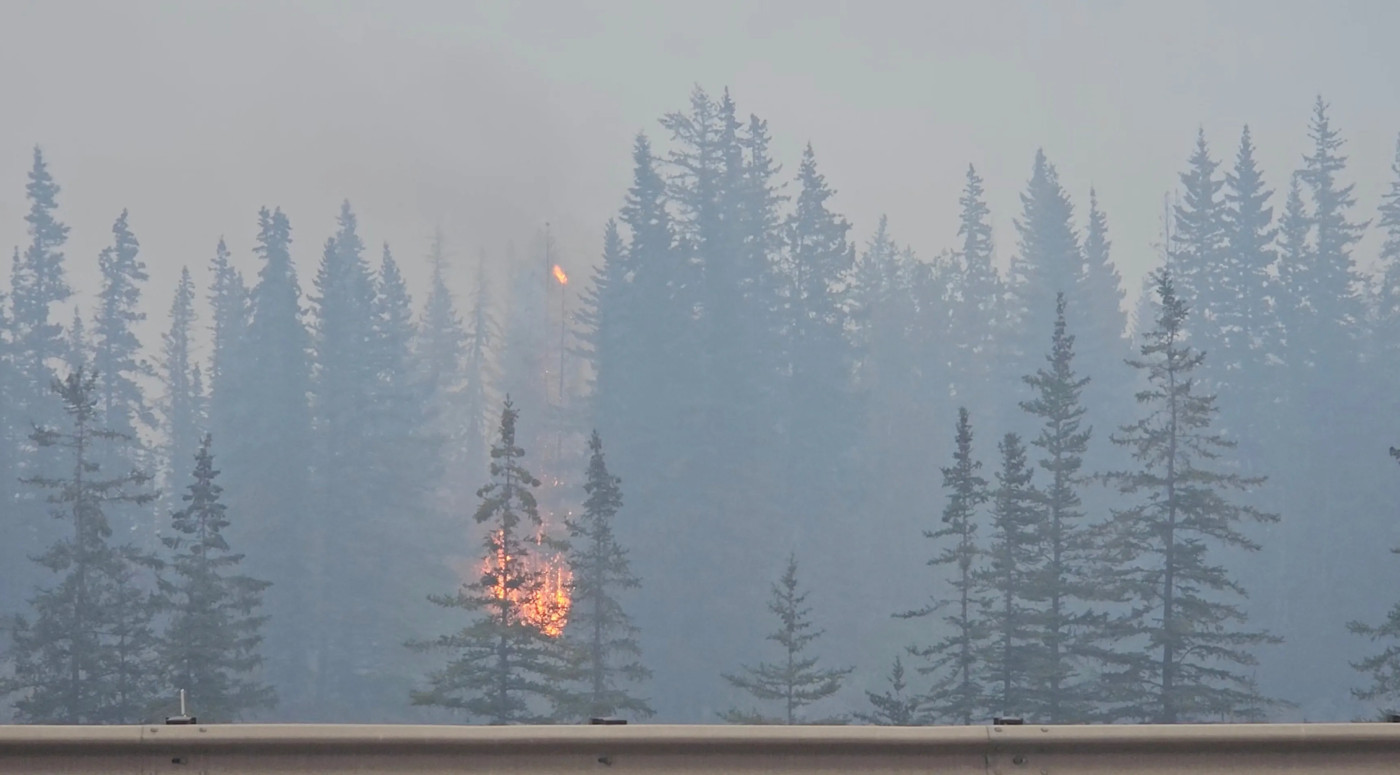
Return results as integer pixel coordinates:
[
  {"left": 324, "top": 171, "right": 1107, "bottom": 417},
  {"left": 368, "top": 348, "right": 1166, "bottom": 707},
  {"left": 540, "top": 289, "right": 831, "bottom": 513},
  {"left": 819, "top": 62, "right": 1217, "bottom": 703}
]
[
  {"left": 235, "top": 206, "right": 313, "bottom": 713},
  {"left": 1377, "top": 136, "right": 1400, "bottom": 353},
  {"left": 206, "top": 237, "right": 247, "bottom": 435},
  {"left": 93, "top": 209, "right": 156, "bottom": 446},
  {"left": 854, "top": 656, "right": 926, "bottom": 726},
  {"left": 1006, "top": 150, "right": 1081, "bottom": 375},
  {"left": 1169, "top": 129, "right": 1228, "bottom": 352},
  {"left": 9, "top": 147, "right": 71, "bottom": 434},
  {"left": 410, "top": 398, "right": 567, "bottom": 724},
  {"left": 560, "top": 430, "right": 652, "bottom": 720},
  {"left": 1100, "top": 270, "right": 1280, "bottom": 723},
  {"left": 1220, "top": 126, "right": 1282, "bottom": 381},
  {"left": 979, "top": 432, "right": 1040, "bottom": 719},
  {"left": 1019, "top": 293, "right": 1101, "bottom": 722},
  {"left": 720, "top": 554, "right": 851, "bottom": 724},
  {"left": 900, "top": 408, "right": 989, "bottom": 724},
  {"left": 1, "top": 369, "right": 163, "bottom": 723},
  {"left": 947, "top": 164, "right": 1006, "bottom": 417},
  {"left": 159, "top": 434, "right": 275, "bottom": 721},
  {"left": 160, "top": 266, "right": 204, "bottom": 512},
  {"left": 461, "top": 249, "right": 500, "bottom": 479}
]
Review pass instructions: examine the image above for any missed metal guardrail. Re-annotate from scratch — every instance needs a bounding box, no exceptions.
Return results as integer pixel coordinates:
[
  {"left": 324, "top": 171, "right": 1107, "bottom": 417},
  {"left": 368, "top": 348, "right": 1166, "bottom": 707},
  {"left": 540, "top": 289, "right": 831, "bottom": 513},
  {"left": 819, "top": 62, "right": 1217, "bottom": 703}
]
[{"left": 1, "top": 722, "right": 1398, "bottom": 773}]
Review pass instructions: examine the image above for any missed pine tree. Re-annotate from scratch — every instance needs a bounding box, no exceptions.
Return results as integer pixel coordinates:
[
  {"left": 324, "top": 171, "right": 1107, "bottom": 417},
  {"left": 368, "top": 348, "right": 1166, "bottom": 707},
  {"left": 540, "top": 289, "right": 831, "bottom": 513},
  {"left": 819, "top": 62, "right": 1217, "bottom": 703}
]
[
  {"left": 9, "top": 147, "right": 72, "bottom": 434},
  {"left": 979, "top": 432, "right": 1040, "bottom": 720},
  {"left": 560, "top": 430, "right": 651, "bottom": 720},
  {"left": 1006, "top": 150, "right": 1081, "bottom": 376},
  {"left": 1220, "top": 126, "right": 1282, "bottom": 381},
  {"left": 1, "top": 369, "right": 162, "bottom": 723},
  {"left": 205, "top": 238, "right": 248, "bottom": 472},
  {"left": 461, "top": 249, "right": 499, "bottom": 480},
  {"left": 307, "top": 201, "right": 381, "bottom": 710},
  {"left": 947, "top": 164, "right": 1006, "bottom": 419},
  {"left": 1169, "top": 129, "right": 1229, "bottom": 355},
  {"left": 1100, "top": 270, "right": 1280, "bottom": 723},
  {"left": 409, "top": 398, "right": 567, "bottom": 724},
  {"left": 159, "top": 434, "right": 275, "bottom": 721},
  {"left": 1018, "top": 293, "right": 1102, "bottom": 722},
  {"left": 900, "top": 408, "right": 989, "bottom": 725},
  {"left": 720, "top": 554, "right": 851, "bottom": 724},
  {"left": 93, "top": 209, "right": 156, "bottom": 445},
  {"left": 160, "top": 266, "right": 204, "bottom": 513},
  {"left": 780, "top": 143, "right": 860, "bottom": 526},
  {"left": 854, "top": 656, "right": 926, "bottom": 726},
  {"left": 235, "top": 206, "right": 313, "bottom": 713},
  {"left": 1078, "top": 189, "right": 1133, "bottom": 432}
]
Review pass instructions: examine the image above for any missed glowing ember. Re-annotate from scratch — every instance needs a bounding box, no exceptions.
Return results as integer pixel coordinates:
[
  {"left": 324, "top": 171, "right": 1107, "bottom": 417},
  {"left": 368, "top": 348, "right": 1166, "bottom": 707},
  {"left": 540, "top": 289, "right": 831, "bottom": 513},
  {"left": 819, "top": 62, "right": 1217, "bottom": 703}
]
[
  {"left": 481, "top": 530, "right": 573, "bottom": 637},
  {"left": 552, "top": 264, "right": 568, "bottom": 285}
]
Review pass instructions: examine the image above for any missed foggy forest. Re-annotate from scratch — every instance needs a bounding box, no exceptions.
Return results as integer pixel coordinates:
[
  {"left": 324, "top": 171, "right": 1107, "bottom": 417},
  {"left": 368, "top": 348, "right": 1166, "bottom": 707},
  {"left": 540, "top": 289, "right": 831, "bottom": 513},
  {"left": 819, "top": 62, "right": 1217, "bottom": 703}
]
[{"left": 2, "top": 1, "right": 1400, "bottom": 728}]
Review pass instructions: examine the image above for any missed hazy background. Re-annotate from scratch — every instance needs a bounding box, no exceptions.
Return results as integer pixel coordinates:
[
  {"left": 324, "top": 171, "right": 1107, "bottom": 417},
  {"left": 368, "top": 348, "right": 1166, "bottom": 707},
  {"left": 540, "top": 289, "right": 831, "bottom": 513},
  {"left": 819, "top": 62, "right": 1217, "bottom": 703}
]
[{"left": 0, "top": 0, "right": 1395, "bottom": 334}]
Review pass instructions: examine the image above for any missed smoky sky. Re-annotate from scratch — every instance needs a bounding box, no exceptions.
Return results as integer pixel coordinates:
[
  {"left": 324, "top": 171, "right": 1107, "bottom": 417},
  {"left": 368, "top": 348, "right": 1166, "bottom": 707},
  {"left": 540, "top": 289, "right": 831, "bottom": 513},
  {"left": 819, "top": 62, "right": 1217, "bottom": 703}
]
[{"left": 0, "top": 0, "right": 1395, "bottom": 345}]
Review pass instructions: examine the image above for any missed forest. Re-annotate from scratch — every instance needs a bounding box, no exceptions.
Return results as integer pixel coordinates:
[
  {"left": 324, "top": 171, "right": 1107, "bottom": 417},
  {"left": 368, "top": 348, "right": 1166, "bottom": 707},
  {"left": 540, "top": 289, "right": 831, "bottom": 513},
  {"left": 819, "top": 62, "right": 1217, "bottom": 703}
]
[{"left": 1, "top": 85, "right": 1400, "bottom": 726}]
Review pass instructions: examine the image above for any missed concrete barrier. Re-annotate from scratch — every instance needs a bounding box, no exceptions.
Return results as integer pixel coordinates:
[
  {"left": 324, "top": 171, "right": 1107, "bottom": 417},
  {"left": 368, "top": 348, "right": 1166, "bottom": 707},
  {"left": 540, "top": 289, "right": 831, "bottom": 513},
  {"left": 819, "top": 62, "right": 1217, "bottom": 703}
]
[{"left": 0, "top": 722, "right": 1398, "bottom": 773}]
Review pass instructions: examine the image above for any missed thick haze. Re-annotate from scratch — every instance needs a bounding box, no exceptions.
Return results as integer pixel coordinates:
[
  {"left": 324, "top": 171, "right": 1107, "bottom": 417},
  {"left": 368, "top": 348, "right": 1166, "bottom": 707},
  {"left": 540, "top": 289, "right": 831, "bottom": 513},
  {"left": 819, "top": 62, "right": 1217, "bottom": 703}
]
[{"left": 0, "top": 0, "right": 1395, "bottom": 324}]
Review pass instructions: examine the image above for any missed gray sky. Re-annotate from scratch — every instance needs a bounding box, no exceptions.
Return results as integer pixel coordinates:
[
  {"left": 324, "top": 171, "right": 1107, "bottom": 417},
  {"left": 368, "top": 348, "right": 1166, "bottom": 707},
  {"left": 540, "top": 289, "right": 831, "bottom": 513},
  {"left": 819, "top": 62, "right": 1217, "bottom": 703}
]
[{"left": 0, "top": 0, "right": 1395, "bottom": 346}]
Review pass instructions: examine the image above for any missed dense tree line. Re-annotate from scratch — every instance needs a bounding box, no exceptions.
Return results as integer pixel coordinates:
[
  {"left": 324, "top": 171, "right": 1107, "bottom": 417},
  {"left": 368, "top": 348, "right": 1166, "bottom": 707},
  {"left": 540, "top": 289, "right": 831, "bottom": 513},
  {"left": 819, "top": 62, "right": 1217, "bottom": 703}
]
[{"left": 2, "top": 87, "right": 1400, "bottom": 724}]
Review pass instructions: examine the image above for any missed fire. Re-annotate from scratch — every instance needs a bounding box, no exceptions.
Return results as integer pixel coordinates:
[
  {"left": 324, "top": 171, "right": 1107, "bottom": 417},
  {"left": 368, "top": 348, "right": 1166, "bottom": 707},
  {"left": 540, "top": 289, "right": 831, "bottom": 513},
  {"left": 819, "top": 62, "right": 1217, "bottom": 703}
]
[
  {"left": 481, "top": 530, "right": 573, "bottom": 637},
  {"left": 552, "top": 264, "right": 568, "bottom": 285}
]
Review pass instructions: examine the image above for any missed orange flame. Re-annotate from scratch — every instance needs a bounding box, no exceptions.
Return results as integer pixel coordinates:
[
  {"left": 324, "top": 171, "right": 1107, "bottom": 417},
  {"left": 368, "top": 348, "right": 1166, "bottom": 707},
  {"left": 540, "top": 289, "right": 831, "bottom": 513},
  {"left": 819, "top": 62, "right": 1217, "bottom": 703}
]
[
  {"left": 552, "top": 264, "right": 568, "bottom": 285},
  {"left": 481, "top": 530, "right": 573, "bottom": 637}
]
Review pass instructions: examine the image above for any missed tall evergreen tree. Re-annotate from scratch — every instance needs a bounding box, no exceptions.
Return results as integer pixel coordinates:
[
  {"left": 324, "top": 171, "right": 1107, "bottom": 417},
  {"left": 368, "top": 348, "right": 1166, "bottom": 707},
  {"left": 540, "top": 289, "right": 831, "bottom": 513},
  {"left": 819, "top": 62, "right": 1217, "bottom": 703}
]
[
  {"left": 1006, "top": 150, "right": 1081, "bottom": 377},
  {"left": 780, "top": 143, "right": 860, "bottom": 526},
  {"left": 560, "top": 430, "right": 652, "bottom": 720},
  {"left": 307, "top": 201, "right": 381, "bottom": 712},
  {"left": 1019, "top": 293, "right": 1102, "bottom": 722},
  {"left": 720, "top": 554, "right": 851, "bottom": 724},
  {"left": 159, "top": 434, "right": 275, "bottom": 721},
  {"left": 205, "top": 237, "right": 248, "bottom": 466},
  {"left": 1220, "top": 126, "right": 1282, "bottom": 383},
  {"left": 1377, "top": 136, "right": 1400, "bottom": 358},
  {"left": 5, "top": 149, "right": 72, "bottom": 607},
  {"left": 900, "top": 408, "right": 989, "bottom": 725},
  {"left": 1, "top": 369, "right": 162, "bottom": 723},
  {"left": 461, "top": 249, "right": 499, "bottom": 481},
  {"left": 9, "top": 147, "right": 71, "bottom": 433},
  {"left": 234, "top": 206, "right": 313, "bottom": 714},
  {"left": 92, "top": 209, "right": 156, "bottom": 445},
  {"left": 1100, "top": 270, "right": 1280, "bottom": 723},
  {"left": 854, "top": 656, "right": 926, "bottom": 726},
  {"left": 409, "top": 399, "right": 567, "bottom": 724},
  {"left": 947, "top": 164, "right": 1006, "bottom": 419},
  {"left": 979, "top": 432, "right": 1040, "bottom": 720},
  {"left": 159, "top": 266, "right": 204, "bottom": 513},
  {"left": 1168, "top": 129, "right": 1229, "bottom": 354}
]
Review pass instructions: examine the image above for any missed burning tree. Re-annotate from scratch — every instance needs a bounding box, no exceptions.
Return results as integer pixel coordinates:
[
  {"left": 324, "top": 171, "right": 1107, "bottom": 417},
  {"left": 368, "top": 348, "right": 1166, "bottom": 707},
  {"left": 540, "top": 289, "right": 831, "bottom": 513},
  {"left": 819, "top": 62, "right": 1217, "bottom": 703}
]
[
  {"left": 409, "top": 398, "right": 573, "bottom": 723},
  {"left": 720, "top": 553, "right": 851, "bottom": 724}
]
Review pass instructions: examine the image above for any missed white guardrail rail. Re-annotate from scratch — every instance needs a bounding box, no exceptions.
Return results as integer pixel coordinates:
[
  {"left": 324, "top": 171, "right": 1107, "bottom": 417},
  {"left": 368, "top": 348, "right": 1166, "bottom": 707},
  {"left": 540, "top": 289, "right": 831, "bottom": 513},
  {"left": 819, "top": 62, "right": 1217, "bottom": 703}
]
[{"left": 1, "top": 722, "right": 1399, "bottom": 773}]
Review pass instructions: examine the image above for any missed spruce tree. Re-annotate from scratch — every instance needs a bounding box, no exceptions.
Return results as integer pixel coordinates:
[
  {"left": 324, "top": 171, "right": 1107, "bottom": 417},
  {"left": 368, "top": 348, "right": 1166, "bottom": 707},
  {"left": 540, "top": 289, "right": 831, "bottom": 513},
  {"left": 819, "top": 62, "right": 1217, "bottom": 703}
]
[
  {"left": 1, "top": 369, "right": 163, "bottom": 723},
  {"left": 206, "top": 237, "right": 248, "bottom": 456},
  {"left": 946, "top": 165, "right": 1008, "bottom": 424},
  {"left": 9, "top": 147, "right": 71, "bottom": 434},
  {"left": 560, "top": 430, "right": 652, "bottom": 720},
  {"left": 854, "top": 656, "right": 926, "bottom": 726},
  {"left": 1018, "top": 293, "right": 1101, "bottom": 722},
  {"left": 461, "top": 249, "right": 499, "bottom": 480},
  {"left": 1377, "top": 136, "right": 1400, "bottom": 358},
  {"left": 1220, "top": 126, "right": 1282, "bottom": 381},
  {"left": 979, "top": 432, "right": 1040, "bottom": 720},
  {"left": 159, "top": 434, "right": 275, "bottom": 721},
  {"left": 409, "top": 398, "right": 566, "bottom": 724},
  {"left": 900, "top": 408, "right": 989, "bottom": 724},
  {"left": 93, "top": 209, "right": 156, "bottom": 447},
  {"left": 1169, "top": 129, "right": 1229, "bottom": 355},
  {"left": 1100, "top": 270, "right": 1280, "bottom": 723},
  {"left": 160, "top": 266, "right": 204, "bottom": 513},
  {"left": 235, "top": 206, "right": 313, "bottom": 714},
  {"left": 720, "top": 554, "right": 851, "bottom": 724},
  {"left": 1006, "top": 150, "right": 1081, "bottom": 375}
]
